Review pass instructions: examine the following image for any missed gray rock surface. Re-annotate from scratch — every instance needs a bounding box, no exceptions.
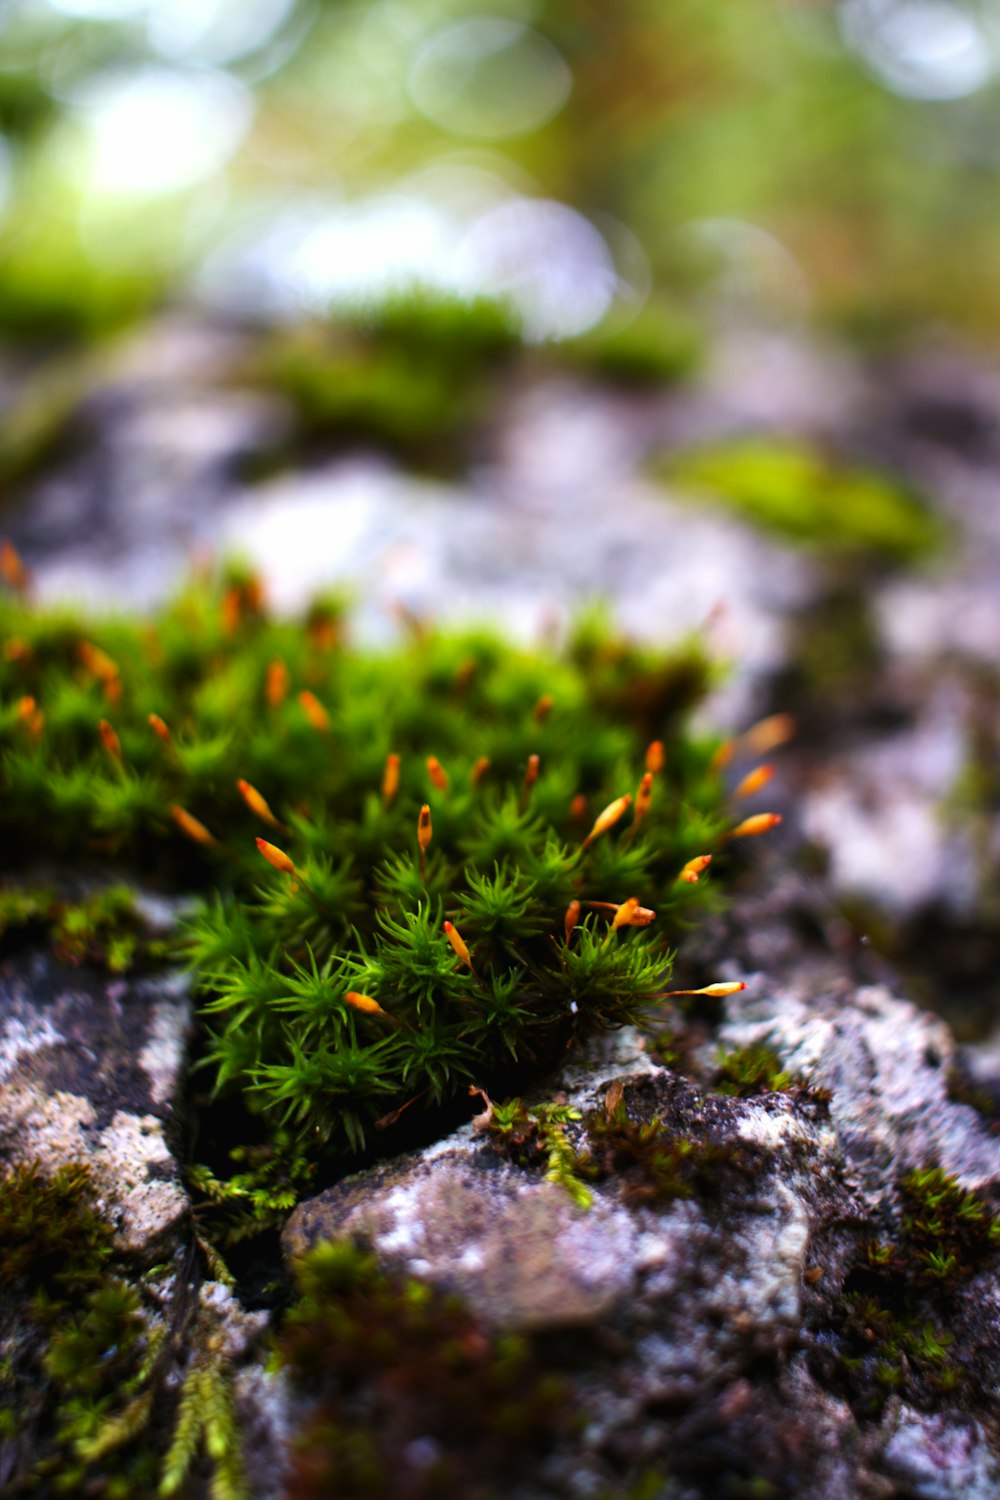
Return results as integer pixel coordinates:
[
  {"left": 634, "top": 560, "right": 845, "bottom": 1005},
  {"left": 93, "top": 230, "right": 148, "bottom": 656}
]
[{"left": 0, "top": 948, "right": 192, "bottom": 1258}]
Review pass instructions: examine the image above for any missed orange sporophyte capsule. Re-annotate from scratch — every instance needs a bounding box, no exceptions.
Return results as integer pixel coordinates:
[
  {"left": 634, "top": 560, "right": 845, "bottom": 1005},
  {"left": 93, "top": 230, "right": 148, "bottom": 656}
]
[
  {"left": 533, "top": 693, "right": 555, "bottom": 724},
  {"left": 523, "top": 754, "right": 540, "bottom": 792},
  {"left": 611, "top": 897, "right": 656, "bottom": 930},
  {"left": 453, "top": 657, "right": 477, "bottom": 692},
  {"left": 659, "top": 981, "right": 747, "bottom": 999},
  {"left": 710, "top": 739, "right": 736, "bottom": 773},
  {"left": 569, "top": 793, "right": 587, "bottom": 821},
  {"left": 417, "top": 804, "right": 433, "bottom": 852},
  {"left": 244, "top": 573, "right": 265, "bottom": 615},
  {"left": 427, "top": 756, "right": 449, "bottom": 793},
  {"left": 443, "top": 920, "right": 473, "bottom": 969},
  {"left": 0, "top": 539, "right": 29, "bottom": 593},
  {"left": 237, "top": 779, "right": 280, "bottom": 828},
  {"left": 4, "top": 637, "right": 31, "bottom": 663},
  {"left": 564, "top": 899, "right": 581, "bottom": 945},
  {"left": 307, "top": 615, "right": 338, "bottom": 652},
  {"left": 148, "top": 713, "right": 172, "bottom": 744},
  {"left": 266, "top": 659, "right": 289, "bottom": 708},
  {"left": 382, "top": 752, "right": 400, "bottom": 805},
  {"left": 220, "top": 586, "right": 242, "bottom": 635},
  {"left": 729, "top": 813, "right": 782, "bottom": 839},
  {"left": 645, "top": 740, "right": 665, "bottom": 775},
  {"left": 582, "top": 794, "right": 632, "bottom": 849},
  {"left": 98, "top": 720, "right": 123, "bottom": 765},
  {"left": 743, "top": 712, "right": 795, "bottom": 756},
  {"left": 298, "top": 689, "right": 330, "bottom": 733},
  {"left": 17, "top": 696, "right": 43, "bottom": 739},
  {"left": 470, "top": 756, "right": 491, "bottom": 789},
  {"left": 733, "top": 764, "right": 774, "bottom": 800},
  {"left": 344, "top": 991, "right": 388, "bottom": 1017},
  {"left": 256, "top": 837, "right": 298, "bottom": 876},
  {"left": 678, "top": 854, "right": 712, "bottom": 884},
  {"left": 633, "top": 772, "right": 653, "bottom": 829},
  {"left": 78, "top": 641, "right": 118, "bottom": 681},
  {"left": 170, "top": 805, "right": 216, "bottom": 847}
]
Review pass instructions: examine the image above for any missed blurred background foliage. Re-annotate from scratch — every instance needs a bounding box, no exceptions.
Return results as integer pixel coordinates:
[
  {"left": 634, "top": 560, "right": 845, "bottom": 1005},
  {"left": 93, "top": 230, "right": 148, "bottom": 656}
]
[{"left": 2, "top": 0, "right": 1000, "bottom": 348}]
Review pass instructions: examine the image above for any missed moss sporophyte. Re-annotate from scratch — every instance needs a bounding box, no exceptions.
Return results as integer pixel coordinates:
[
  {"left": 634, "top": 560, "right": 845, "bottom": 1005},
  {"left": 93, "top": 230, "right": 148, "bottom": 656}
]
[{"left": 0, "top": 547, "right": 783, "bottom": 1183}]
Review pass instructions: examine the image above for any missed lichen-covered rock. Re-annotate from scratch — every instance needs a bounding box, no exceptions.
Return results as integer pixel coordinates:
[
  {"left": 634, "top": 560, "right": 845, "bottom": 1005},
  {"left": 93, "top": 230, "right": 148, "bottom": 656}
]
[{"left": 0, "top": 948, "right": 192, "bottom": 1258}]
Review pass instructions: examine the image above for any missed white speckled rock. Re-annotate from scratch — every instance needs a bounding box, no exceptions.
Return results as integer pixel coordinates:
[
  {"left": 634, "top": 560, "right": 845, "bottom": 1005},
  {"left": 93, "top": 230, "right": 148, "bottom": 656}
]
[
  {"left": 879, "top": 1410, "right": 1000, "bottom": 1500},
  {"left": 0, "top": 949, "right": 192, "bottom": 1258}
]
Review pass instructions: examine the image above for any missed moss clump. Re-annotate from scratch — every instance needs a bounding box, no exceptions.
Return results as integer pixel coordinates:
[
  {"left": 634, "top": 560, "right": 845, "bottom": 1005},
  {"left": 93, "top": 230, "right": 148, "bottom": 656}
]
[
  {"left": 663, "top": 437, "right": 943, "bottom": 563},
  {"left": 0, "top": 882, "right": 168, "bottom": 973},
  {"left": 0, "top": 1161, "right": 115, "bottom": 1286},
  {"left": 277, "top": 1240, "right": 572, "bottom": 1500},
  {"left": 899, "top": 1166, "right": 1000, "bottom": 1282},
  {"left": 253, "top": 292, "right": 520, "bottom": 470},
  {"left": 157, "top": 1345, "right": 246, "bottom": 1500},
  {"left": 478, "top": 1093, "right": 594, "bottom": 1208},
  {"left": 586, "top": 1088, "right": 754, "bottom": 1206},
  {"left": 1, "top": 561, "right": 764, "bottom": 1177},
  {"left": 0, "top": 1163, "right": 159, "bottom": 1497},
  {"left": 829, "top": 1294, "right": 960, "bottom": 1415},
  {"left": 562, "top": 302, "right": 703, "bottom": 387},
  {"left": 811, "top": 1166, "right": 999, "bottom": 1417},
  {"left": 0, "top": 1161, "right": 253, "bottom": 1498},
  {"left": 186, "top": 1132, "right": 318, "bottom": 1245},
  {"left": 713, "top": 1043, "right": 795, "bottom": 1098}
]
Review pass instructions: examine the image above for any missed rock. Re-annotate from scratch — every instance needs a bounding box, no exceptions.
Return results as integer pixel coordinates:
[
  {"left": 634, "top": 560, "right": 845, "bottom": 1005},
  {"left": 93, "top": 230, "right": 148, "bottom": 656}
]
[
  {"left": 286, "top": 1149, "right": 638, "bottom": 1330},
  {"left": 283, "top": 869, "right": 1000, "bottom": 1496},
  {"left": 0, "top": 948, "right": 192, "bottom": 1259},
  {"left": 878, "top": 1410, "right": 1000, "bottom": 1500}
]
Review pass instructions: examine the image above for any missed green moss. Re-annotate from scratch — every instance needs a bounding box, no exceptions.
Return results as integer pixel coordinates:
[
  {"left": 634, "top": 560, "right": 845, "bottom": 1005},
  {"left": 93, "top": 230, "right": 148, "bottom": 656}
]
[
  {"left": 158, "top": 1353, "right": 247, "bottom": 1500},
  {"left": 253, "top": 292, "right": 520, "bottom": 469},
  {"left": 713, "top": 1043, "right": 794, "bottom": 1098},
  {"left": 480, "top": 1094, "right": 594, "bottom": 1209},
  {"left": 899, "top": 1166, "right": 1000, "bottom": 1281},
  {"left": 0, "top": 1160, "right": 252, "bottom": 1498},
  {"left": 812, "top": 1165, "right": 999, "bottom": 1417},
  {"left": 0, "top": 1163, "right": 156, "bottom": 1497},
  {"left": 186, "top": 1132, "right": 318, "bottom": 1245},
  {"left": 662, "top": 437, "right": 944, "bottom": 563},
  {"left": 0, "top": 882, "right": 168, "bottom": 973},
  {"left": 562, "top": 301, "right": 703, "bottom": 386},
  {"left": 277, "top": 1240, "right": 572, "bottom": 1500},
  {"left": 781, "top": 588, "right": 883, "bottom": 709},
  {"left": 586, "top": 1091, "right": 753, "bottom": 1205},
  {"left": 823, "top": 1291, "right": 961, "bottom": 1418},
  {"left": 0, "top": 1162, "right": 115, "bottom": 1286},
  {"left": 1, "top": 564, "right": 753, "bottom": 1177},
  {"left": 0, "top": 220, "right": 163, "bottom": 340}
]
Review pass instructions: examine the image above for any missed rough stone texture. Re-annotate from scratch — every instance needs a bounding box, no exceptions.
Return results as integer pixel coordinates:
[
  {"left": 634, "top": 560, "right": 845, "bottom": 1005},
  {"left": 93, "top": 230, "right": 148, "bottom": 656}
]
[
  {"left": 0, "top": 948, "right": 192, "bottom": 1258},
  {"left": 284, "top": 870, "right": 1000, "bottom": 1498},
  {"left": 287, "top": 1141, "right": 639, "bottom": 1331}
]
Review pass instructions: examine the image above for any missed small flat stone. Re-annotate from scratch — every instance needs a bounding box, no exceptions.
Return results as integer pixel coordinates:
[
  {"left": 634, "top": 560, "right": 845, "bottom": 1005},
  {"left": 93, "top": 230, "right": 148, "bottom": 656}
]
[{"left": 285, "top": 1146, "right": 637, "bottom": 1331}]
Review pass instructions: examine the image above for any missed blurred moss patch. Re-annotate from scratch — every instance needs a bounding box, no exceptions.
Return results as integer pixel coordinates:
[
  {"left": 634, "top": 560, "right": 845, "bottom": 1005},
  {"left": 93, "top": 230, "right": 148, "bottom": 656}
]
[
  {"left": 662, "top": 437, "right": 944, "bottom": 563},
  {"left": 253, "top": 292, "right": 521, "bottom": 471},
  {"left": 562, "top": 301, "right": 703, "bottom": 387}
]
